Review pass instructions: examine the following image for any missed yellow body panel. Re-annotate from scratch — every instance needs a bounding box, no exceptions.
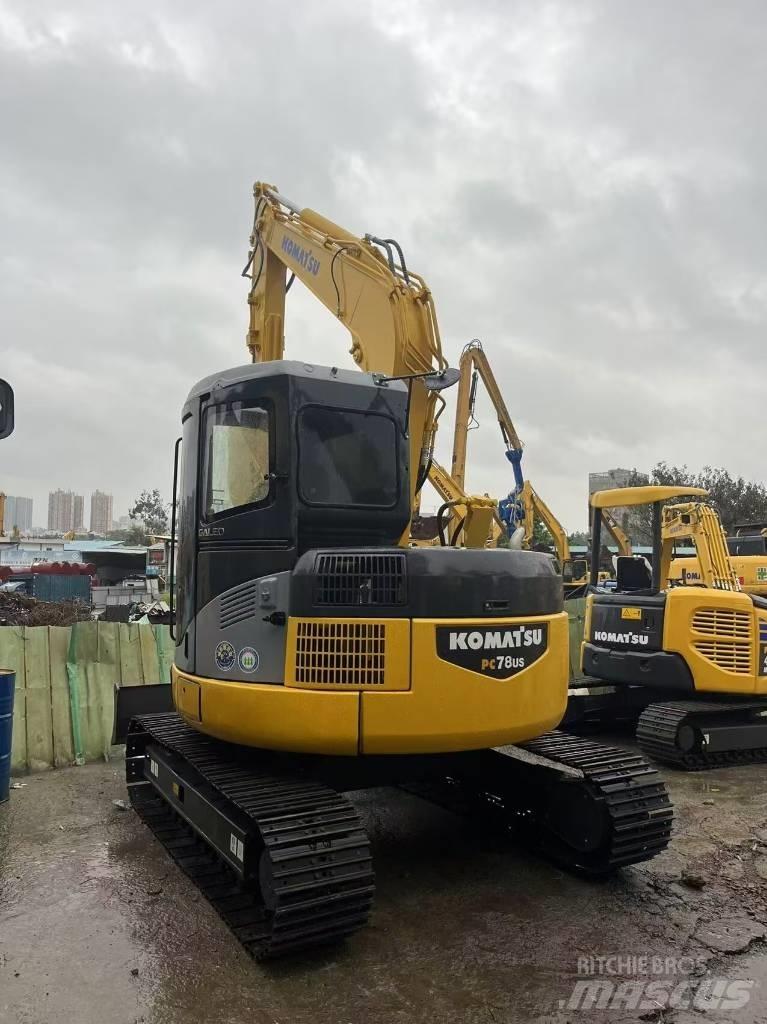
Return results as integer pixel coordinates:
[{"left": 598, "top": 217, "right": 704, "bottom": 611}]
[
  {"left": 581, "top": 589, "right": 767, "bottom": 695},
  {"left": 172, "top": 665, "right": 360, "bottom": 754},
  {"left": 284, "top": 617, "right": 411, "bottom": 690},
  {"left": 663, "top": 588, "right": 767, "bottom": 695},
  {"left": 173, "top": 610, "right": 569, "bottom": 756},
  {"left": 361, "top": 612, "right": 569, "bottom": 754}
]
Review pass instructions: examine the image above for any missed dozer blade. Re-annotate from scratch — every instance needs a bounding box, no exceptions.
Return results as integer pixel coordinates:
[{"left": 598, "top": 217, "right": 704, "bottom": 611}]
[{"left": 113, "top": 683, "right": 173, "bottom": 744}]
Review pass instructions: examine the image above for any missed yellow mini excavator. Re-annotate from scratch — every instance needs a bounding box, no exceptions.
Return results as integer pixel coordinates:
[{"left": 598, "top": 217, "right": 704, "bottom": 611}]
[
  {"left": 572, "top": 485, "right": 767, "bottom": 769},
  {"left": 119, "top": 185, "right": 672, "bottom": 960},
  {"left": 669, "top": 528, "right": 767, "bottom": 596}
]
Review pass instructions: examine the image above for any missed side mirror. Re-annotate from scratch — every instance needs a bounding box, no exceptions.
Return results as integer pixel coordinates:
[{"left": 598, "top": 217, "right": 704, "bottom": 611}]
[{"left": 0, "top": 379, "right": 14, "bottom": 440}]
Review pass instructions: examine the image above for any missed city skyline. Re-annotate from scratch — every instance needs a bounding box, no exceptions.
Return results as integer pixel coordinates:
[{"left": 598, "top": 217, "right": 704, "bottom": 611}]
[{"left": 37, "top": 488, "right": 124, "bottom": 535}]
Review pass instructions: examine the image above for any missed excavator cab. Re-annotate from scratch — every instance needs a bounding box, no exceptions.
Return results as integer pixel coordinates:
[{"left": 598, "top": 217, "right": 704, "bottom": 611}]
[{"left": 173, "top": 360, "right": 412, "bottom": 679}]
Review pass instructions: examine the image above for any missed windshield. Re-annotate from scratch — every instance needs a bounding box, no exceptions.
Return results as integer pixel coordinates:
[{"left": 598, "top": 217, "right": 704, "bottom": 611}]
[{"left": 298, "top": 406, "right": 399, "bottom": 508}]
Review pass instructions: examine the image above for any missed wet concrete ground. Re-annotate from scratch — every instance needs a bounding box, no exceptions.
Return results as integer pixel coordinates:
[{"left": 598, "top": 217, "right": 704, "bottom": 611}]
[{"left": 1, "top": 749, "right": 766, "bottom": 1024}]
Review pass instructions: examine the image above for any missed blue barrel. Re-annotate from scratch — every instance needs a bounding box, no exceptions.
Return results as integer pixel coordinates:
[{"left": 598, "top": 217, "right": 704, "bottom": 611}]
[{"left": 0, "top": 670, "right": 15, "bottom": 804}]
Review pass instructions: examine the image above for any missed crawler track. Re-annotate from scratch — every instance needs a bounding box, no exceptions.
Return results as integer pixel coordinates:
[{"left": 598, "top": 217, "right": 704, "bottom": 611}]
[
  {"left": 126, "top": 714, "right": 374, "bottom": 960},
  {"left": 406, "top": 731, "right": 673, "bottom": 875},
  {"left": 637, "top": 700, "right": 767, "bottom": 770},
  {"left": 126, "top": 717, "right": 673, "bottom": 959}
]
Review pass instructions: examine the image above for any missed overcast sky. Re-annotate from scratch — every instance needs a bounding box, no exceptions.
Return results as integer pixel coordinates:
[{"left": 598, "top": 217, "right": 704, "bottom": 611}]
[{"left": 2, "top": 0, "right": 766, "bottom": 531}]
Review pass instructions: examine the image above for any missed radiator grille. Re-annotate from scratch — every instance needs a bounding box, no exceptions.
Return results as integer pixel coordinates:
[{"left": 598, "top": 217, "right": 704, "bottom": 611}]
[
  {"left": 693, "top": 641, "right": 752, "bottom": 675},
  {"left": 295, "top": 621, "right": 386, "bottom": 685},
  {"left": 313, "top": 553, "right": 406, "bottom": 607},
  {"left": 220, "top": 580, "right": 258, "bottom": 629},
  {"left": 692, "top": 608, "right": 751, "bottom": 639}
]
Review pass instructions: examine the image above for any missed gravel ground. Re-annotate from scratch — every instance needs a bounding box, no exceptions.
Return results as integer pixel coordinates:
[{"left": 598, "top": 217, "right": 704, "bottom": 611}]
[{"left": 1, "top": 749, "right": 766, "bottom": 1024}]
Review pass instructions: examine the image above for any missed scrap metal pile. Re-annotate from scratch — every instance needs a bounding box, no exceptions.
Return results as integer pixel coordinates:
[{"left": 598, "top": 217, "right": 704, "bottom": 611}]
[{"left": 0, "top": 591, "right": 91, "bottom": 627}]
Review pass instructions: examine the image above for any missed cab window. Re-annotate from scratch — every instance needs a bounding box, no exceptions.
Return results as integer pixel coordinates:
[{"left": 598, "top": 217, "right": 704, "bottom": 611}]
[
  {"left": 298, "top": 406, "right": 399, "bottom": 508},
  {"left": 203, "top": 403, "right": 270, "bottom": 518}
]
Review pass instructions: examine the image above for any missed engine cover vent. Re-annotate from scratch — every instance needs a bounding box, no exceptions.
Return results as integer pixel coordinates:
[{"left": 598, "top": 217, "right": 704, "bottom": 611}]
[
  {"left": 313, "top": 553, "right": 407, "bottom": 607},
  {"left": 220, "top": 580, "right": 258, "bottom": 629},
  {"left": 295, "top": 621, "right": 386, "bottom": 685},
  {"left": 693, "top": 641, "right": 752, "bottom": 675},
  {"left": 692, "top": 608, "right": 751, "bottom": 639}
]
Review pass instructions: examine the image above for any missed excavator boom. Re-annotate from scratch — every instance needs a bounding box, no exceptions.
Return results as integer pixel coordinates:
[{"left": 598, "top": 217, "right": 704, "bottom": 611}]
[
  {"left": 246, "top": 184, "right": 448, "bottom": 515},
  {"left": 246, "top": 185, "right": 496, "bottom": 545},
  {"left": 451, "top": 340, "right": 574, "bottom": 566}
]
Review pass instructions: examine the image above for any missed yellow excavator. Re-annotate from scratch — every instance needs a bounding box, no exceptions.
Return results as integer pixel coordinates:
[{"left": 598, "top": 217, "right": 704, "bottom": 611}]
[
  {"left": 572, "top": 485, "right": 767, "bottom": 768},
  {"left": 121, "top": 184, "right": 672, "bottom": 960},
  {"left": 450, "top": 340, "right": 593, "bottom": 593},
  {"left": 669, "top": 527, "right": 767, "bottom": 595}
]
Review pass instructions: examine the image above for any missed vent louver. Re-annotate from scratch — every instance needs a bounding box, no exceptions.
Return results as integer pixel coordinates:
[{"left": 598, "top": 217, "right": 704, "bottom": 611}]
[
  {"left": 295, "top": 621, "right": 386, "bottom": 685},
  {"left": 220, "top": 580, "right": 258, "bottom": 629},
  {"left": 313, "top": 553, "right": 407, "bottom": 607}
]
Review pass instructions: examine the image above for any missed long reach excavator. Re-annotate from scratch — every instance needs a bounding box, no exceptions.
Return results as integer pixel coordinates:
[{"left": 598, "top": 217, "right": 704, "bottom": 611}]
[
  {"left": 450, "top": 339, "right": 595, "bottom": 593},
  {"left": 121, "top": 184, "right": 672, "bottom": 959}
]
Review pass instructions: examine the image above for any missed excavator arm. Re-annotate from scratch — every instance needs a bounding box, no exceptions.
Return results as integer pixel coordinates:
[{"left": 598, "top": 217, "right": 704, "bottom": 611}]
[
  {"left": 518, "top": 482, "right": 571, "bottom": 563},
  {"left": 451, "top": 340, "right": 524, "bottom": 493},
  {"left": 245, "top": 184, "right": 494, "bottom": 545},
  {"left": 451, "top": 340, "right": 574, "bottom": 563},
  {"left": 597, "top": 507, "right": 632, "bottom": 557},
  {"left": 246, "top": 184, "right": 448, "bottom": 511},
  {"left": 661, "top": 503, "right": 740, "bottom": 591}
]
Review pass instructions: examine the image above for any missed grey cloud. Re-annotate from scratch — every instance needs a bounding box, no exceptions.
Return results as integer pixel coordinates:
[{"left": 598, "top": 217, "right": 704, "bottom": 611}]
[{"left": 1, "top": 0, "right": 766, "bottom": 531}]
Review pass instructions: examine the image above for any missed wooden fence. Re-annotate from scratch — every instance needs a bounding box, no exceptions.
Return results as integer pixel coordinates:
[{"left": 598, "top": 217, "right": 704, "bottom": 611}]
[
  {"left": 0, "top": 621, "right": 173, "bottom": 773},
  {"left": 2, "top": 601, "right": 588, "bottom": 774}
]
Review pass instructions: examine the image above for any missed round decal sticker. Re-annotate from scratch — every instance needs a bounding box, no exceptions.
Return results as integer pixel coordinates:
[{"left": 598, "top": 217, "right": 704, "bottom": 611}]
[
  {"left": 215, "top": 640, "right": 236, "bottom": 672},
  {"left": 238, "top": 646, "right": 260, "bottom": 673}
]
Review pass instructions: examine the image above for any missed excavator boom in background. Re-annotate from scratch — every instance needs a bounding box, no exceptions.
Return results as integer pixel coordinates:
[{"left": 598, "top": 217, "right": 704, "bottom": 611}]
[{"left": 450, "top": 340, "right": 590, "bottom": 591}]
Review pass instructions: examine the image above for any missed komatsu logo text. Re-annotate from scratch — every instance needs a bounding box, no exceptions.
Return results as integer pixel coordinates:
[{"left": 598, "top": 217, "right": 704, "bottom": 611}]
[
  {"left": 594, "top": 630, "right": 649, "bottom": 646},
  {"left": 436, "top": 623, "right": 548, "bottom": 679},
  {"left": 449, "top": 627, "right": 543, "bottom": 651},
  {"left": 281, "top": 235, "right": 321, "bottom": 276}
]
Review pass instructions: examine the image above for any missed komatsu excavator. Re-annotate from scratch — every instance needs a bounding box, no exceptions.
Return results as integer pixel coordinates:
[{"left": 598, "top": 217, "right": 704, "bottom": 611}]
[
  {"left": 669, "top": 530, "right": 767, "bottom": 596},
  {"left": 121, "top": 185, "right": 672, "bottom": 960},
  {"left": 575, "top": 485, "right": 767, "bottom": 768},
  {"left": 450, "top": 340, "right": 590, "bottom": 593}
]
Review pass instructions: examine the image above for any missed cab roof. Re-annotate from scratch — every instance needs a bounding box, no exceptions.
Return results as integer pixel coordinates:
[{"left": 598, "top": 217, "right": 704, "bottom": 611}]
[{"left": 590, "top": 485, "right": 709, "bottom": 509}]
